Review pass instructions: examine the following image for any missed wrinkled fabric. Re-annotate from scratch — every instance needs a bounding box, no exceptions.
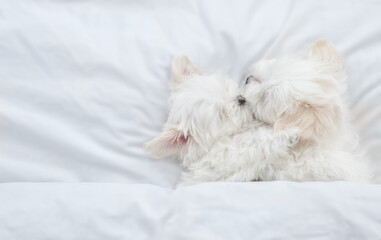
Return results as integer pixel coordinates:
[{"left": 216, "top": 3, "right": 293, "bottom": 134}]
[
  {"left": 0, "top": 0, "right": 380, "bottom": 185},
  {"left": 0, "top": 182, "right": 381, "bottom": 240},
  {"left": 0, "top": 1, "right": 381, "bottom": 239}
]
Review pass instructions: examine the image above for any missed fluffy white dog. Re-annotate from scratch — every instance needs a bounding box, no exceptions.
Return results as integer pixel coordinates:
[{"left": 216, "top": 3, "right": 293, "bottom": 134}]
[
  {"left": 243, "top": 40, "right": 374, "bottom": 183},
  {"left": 145, "top": 56, "right": 301, "bottom": 185}
]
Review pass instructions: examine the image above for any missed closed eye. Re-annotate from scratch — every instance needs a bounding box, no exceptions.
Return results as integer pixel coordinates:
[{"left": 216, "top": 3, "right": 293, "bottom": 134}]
[{"left": 245, "top": 75, "right": 261, "bottom": 85}]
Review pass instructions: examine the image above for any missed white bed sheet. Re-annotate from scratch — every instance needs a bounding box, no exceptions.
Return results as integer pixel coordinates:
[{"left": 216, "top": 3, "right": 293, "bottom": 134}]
[
  {"left": 1, "top": 182, "right": 381, "bottom": 240},
  {"left": 0, "top": 1, "right": 381, "bottom": 239},
  {"left": 0, "top": 0, "right": 380, "bottom": 186}
]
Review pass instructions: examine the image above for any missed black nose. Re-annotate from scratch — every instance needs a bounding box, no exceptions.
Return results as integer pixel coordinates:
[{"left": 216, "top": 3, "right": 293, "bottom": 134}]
[{"left": 237, "top": 95, "right": 246, "bottom": 105}]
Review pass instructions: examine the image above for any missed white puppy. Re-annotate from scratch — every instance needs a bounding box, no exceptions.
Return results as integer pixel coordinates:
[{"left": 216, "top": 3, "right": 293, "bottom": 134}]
[
  {"left": 145, "top": 56, "right": 300, "bottom": 186},
  {"left": 243, "top": 40, "right": 374, "bottom": 183}
]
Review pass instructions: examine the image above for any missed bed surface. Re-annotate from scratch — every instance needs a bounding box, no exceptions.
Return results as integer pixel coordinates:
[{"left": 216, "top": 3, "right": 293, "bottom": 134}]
[
  {"left": 1, "top": 182, "right": 381, "bottom": 239},
  {"left": 0, "top": 0, "right": 380, "bottom": 239}
]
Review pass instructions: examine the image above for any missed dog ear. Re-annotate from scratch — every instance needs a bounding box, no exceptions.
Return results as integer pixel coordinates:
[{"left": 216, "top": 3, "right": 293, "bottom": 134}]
[
  {"left": 274, "top": 100, "right": 341, "bottom": 141},
  {"left": 171, "top": 55, "right": 199, "bottom": 85},
  {"left": 144, "top": 127, "right": 190, "bottom": 158},
  {"left": 307, "top": 40, "right": 342, "bottom": 65}
]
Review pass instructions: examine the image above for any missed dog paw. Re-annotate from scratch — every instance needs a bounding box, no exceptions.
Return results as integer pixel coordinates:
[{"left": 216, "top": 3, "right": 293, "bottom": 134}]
[
  {"left": 288, "top": 133, "right": 300, "bottom": 147},
  {"left": 284, "top": 128, "right": 301, "bottom": 147}
]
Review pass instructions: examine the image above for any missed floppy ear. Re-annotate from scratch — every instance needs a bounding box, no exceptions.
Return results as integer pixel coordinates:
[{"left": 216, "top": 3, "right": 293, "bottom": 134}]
[
  {"left": 274, "top": 100, "right": 341, "bottom": 141},
  {"left": 308, "top": 40, "right": 342, "bottom": 65},
  {"left": 171, "top": 55, "right": 199, "bottom": 85},
  {"left": 144, "top": 128, "right": 190, "bottom": 159},
  {"left": 308, "top": 40, "right": 346, "bottom": 91}
]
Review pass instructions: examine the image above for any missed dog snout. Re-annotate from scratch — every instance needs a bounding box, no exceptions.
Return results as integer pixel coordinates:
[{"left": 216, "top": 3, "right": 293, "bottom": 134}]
[{"left": 237, "top": 95, "right": 246, "bottom": 106}]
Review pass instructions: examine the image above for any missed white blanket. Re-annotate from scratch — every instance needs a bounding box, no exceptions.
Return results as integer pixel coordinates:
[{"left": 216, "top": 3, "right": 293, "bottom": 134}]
[
  {"left": 0, "top": 0, "right": 380, "bottom": 239},
  {"left": 1, "top": 182, "right": 381, "bottom": 240}
]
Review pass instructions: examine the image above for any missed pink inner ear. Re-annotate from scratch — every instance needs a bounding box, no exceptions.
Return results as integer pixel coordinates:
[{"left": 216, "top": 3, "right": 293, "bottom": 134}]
[
  {"left": 166, "top": 134, "right": 189, "bottom": 148},
  {"left": 182, "top": 66, "right": 191, "bottom": 76},
  {"left": 177, "top": 134, "right": 189, "bottom": 144},
  {"left": 160, "top": 129, "right": 190, "bottom": 150}
]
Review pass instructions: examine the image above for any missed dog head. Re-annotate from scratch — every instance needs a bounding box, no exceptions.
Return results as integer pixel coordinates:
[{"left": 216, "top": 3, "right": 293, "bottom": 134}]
[
  {"left": 243, "top": 40, "right": 347, "bottom": 142},
  {"left": 145, "top": 56, "right": 253, "bottom": 160}
]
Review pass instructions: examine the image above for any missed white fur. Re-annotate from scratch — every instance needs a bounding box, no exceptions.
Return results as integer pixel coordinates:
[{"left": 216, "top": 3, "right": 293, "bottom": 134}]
[
  {"left": 145, "top": 41, "right": 375, "bottom": 186},
  {"left": 145, "top": 56, "right": 301, "bottom": 186},
  {"left": 243, "top": 40, "right": 374, "bottom": 183}
]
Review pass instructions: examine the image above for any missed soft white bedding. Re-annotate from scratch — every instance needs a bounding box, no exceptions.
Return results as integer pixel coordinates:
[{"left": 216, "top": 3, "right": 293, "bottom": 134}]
[
  {"left": 1, "top": 182, "right": 381, "bottom": 240},
  {"left": 0, "top": 0, "right": 380, "bottom": 239}
]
